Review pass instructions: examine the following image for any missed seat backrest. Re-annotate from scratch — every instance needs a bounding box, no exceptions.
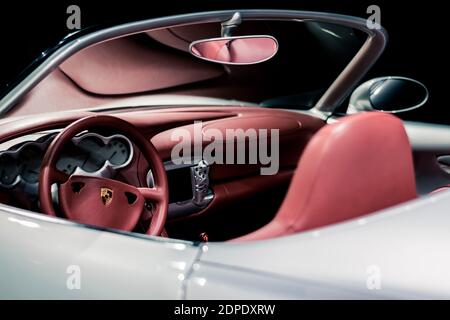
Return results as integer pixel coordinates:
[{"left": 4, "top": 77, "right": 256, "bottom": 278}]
[{"left": 234, "top": 112, "right": 417, "bottom": 242}]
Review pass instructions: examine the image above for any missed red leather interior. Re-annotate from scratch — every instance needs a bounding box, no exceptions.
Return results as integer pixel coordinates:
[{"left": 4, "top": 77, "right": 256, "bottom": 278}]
[
  {"left": 60, "top": 36, "right": 224, "bottom": 95},
  {"left": 0, "top": 106, "right": 325, "bottom": 238},
  {"left": 9, "top": 20, "right": 346, "bottom": 118},
  {"left": 0, "top": 107, "right": 324, "bottom": 185},
  {"left": 233, "top": 112, "right": 417, "bottom": 242},
  {"left": 147, "top": 23, "right": 219, "bottom": 53},
  {"left": 166, "top": 169, "right": 294, "bottom": 241}
]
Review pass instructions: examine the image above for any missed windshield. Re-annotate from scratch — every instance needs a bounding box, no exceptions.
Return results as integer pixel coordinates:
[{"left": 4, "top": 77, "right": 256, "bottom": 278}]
[{"left": 6, "top": 20, "right": 366, "bottom": 117}]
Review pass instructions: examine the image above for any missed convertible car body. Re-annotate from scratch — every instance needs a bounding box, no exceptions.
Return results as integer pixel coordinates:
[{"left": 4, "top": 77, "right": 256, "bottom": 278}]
[{"left": 0, "top": 10, "right": 449, "bottom": 299}]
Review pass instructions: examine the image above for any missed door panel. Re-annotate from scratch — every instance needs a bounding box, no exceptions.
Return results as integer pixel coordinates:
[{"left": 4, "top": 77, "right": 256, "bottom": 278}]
[{"left": 0, "top": 207, "right": 199, "bottom": 299}]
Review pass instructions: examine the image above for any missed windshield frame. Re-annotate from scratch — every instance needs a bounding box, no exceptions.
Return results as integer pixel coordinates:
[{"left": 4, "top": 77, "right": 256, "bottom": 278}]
[{"left": 0, "top": 9, "right": 387, "bottom": 117}]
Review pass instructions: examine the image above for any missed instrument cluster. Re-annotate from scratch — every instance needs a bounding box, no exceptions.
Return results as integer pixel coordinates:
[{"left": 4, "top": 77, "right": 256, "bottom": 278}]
[{"left": 0, "top": 132, "right": 133, "bottom": 190}]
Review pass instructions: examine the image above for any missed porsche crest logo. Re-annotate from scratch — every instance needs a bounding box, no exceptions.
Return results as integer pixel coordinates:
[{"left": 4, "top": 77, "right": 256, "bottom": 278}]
[{"left": 100, "top": 188, "right": 113, "bottom": 206}]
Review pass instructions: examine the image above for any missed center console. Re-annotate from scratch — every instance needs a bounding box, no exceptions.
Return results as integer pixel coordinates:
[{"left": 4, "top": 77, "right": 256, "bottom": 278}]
[{"left": 148, "top": 159, "right": 213, "bottom": 219}]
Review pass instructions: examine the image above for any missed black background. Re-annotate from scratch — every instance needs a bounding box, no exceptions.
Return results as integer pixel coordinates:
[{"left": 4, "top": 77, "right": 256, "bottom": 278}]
[
  {"left": 0, "top": 300, "right": 435, "bottom": 318},
  {"left": 0, "top": 0, "right": 446, "bottom": 123}
]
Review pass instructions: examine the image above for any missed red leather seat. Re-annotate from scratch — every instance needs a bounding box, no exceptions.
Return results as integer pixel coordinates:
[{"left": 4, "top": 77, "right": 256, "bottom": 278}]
[{"left": 233, "top": 112, "right": 417, "bottom": 242}]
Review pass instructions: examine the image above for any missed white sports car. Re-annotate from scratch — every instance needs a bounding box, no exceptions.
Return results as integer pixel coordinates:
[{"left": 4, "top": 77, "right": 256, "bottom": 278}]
[{"left": 0, "top": 9, "right": 448, "bottom": 299}]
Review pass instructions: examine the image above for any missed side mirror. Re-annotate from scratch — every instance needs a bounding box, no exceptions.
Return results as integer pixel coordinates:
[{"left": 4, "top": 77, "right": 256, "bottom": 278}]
[
  {"left": 348, "top": 76, "right": 429, "bottom": 114},
  {"left": 189, "top": 35, "right": 278, "bottom": 65}
]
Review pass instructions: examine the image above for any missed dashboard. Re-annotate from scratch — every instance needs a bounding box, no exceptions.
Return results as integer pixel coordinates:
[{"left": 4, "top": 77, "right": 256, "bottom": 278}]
[
  {"left": 0, "top": 130, "right": 212, "bottom": 219},
  {"left": 0, "top": 106, "right": 324, "bottom": 241}
]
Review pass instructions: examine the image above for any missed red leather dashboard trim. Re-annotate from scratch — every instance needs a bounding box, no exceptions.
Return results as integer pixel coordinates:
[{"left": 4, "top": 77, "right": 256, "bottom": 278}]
[
  {"left": 202, "top": 115, "right": 301, "bottom": 137},
  {"left": 0, "top": 106, "right": 323, "bottom": 147}
]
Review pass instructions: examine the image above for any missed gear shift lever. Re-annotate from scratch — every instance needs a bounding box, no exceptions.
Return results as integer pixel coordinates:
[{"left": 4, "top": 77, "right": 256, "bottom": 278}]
[{"left": 192, "top": 160, "right": 210, "bottom": 207}]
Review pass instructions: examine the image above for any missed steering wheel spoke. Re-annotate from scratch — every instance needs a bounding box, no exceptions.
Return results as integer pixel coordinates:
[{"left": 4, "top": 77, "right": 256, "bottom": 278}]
[
  {"left": 50, "top": 168, "right": 70, "bottom": 184},
  {"left": 138, "top": 187, "right": 164, "bottom": 202}
]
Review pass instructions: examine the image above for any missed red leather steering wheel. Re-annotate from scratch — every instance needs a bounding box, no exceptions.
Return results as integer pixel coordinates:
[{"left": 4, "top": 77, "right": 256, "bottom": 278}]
[{"left": 39, "top": 115, "right": 168, "bottom": 236}]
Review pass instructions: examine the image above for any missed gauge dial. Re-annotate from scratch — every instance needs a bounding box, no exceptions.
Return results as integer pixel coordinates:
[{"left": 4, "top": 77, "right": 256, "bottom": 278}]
[
  {"left": 106, "top": 138, "right": 130, "bottom": 166},
  {"left": 56, "top": 134, "right": 132, "bottom": 174},
  {"left": 18, "top": 146, "right": 43, "bottom": 183},
  {"left": 56, "top": 145, "right": 89, "bottom": 174},
  {"left": 0, "top": 133, "right": 132, "bottom": 190},
  {"left": 77, "top": 136, "right": 106, "bottom": 172}
]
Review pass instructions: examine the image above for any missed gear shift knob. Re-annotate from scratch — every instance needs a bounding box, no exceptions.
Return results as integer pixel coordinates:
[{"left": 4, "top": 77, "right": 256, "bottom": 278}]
[{"left": 192, "top": 160, "right": 210, "bottom": 207}]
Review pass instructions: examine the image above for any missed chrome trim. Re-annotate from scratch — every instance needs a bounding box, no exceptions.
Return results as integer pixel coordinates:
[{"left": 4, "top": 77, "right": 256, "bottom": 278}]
[
  {"left": 191, "top": 160, "right": 211, "bottom": 207},
  {"left": 221, "top": 12, "right": 242, "bottom": 37},
  {"left": 69, "top": 132, "right": 134, "bottom": 178},
  {"left": 0, "top": 134, "right": 54, "bottom": 190},
  {"left": 0, "top": 130, "right": 59, "bottom": 151},
  {"left": 146, "top": 169, "right": 155, "bottom": 188},
  {"left": 0, "top": 10, "right": 387, "bottom": 116},
  {"left": 0, "top": 131, "right": 133, "bottom": 192}
]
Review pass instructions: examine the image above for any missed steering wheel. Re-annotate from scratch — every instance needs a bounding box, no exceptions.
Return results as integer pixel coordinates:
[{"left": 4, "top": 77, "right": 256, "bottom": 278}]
[{"left": 39, "top": 115, "right": 168, "bottom": 236}]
